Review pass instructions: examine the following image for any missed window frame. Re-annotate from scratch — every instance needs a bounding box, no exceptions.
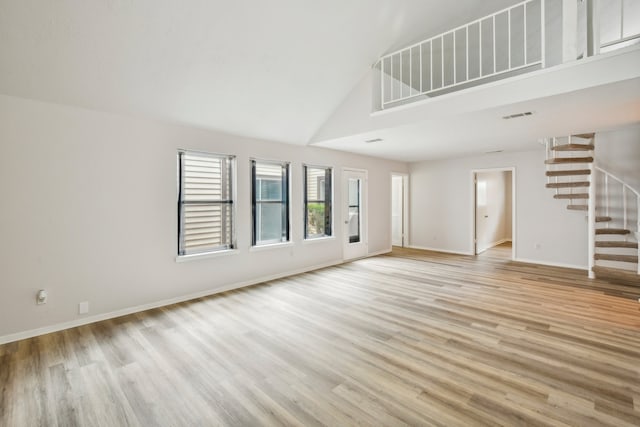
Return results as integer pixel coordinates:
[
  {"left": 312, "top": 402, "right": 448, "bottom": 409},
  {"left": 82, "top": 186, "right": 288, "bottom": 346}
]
[
  {"left": 303, "top": 164, "right": 333, "bottom": 240},
  {"left": 177, "top": 149, "right": 236, "bottom": 257},
  {"left": 251, "top": 159, "right": 291, "bottom": 246}
]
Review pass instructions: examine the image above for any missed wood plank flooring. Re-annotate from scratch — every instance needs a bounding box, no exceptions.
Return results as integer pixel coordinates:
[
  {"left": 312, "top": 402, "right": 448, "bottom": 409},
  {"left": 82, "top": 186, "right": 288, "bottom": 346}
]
[{"left": 1, "top": 248, "right": 639, "bottom": 426}]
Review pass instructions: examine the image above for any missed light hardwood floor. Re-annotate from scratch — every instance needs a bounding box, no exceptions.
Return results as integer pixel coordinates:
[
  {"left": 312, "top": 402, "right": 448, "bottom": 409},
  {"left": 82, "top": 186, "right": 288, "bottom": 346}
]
[
  {"left": 1, "top": 248, "right": 639, "bottom": 426},
  {"left": 477, "top": 241, "right": 512, "bottom": 260}
]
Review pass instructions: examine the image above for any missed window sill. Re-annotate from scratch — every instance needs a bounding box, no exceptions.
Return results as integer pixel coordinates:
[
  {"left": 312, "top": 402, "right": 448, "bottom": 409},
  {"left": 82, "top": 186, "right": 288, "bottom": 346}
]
[
  {"left": 250, "top": 241, "right": 294, "bottom": 252},
  {"left": 302, "top": 236, "right": 336, "bottom": 245},
  {"left": 176, "top": 249, "right": 239, "bottom": 263}
]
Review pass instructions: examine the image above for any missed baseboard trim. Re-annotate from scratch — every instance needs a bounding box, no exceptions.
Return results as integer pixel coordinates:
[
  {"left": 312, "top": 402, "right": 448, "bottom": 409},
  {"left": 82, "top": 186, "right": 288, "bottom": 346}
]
[
  {"left": 406, "top": 245, "right": 474, "bottom": 256},
  {"left": 0, "top": 259, "right": 345, "bottom": 345},
  {"left": 513, "top": 257, "right": 588, "bottom": 271}
]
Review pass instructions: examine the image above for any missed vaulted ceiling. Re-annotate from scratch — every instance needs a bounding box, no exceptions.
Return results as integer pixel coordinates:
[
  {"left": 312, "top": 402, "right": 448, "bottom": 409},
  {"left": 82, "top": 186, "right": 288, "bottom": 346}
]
[{"left": 0, "top": 0, "right": 521, "bottom": 145}]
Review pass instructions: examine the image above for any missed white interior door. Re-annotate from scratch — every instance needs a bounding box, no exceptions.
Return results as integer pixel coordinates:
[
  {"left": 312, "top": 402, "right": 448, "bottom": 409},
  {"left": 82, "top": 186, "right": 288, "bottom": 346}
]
[
  {"left": 475, "top": 174, "right": 488, "bottom": 254},
  {"left": 343, "top": 169, "right": 368, "bottom": 260},
  {"left": 391, "top": 174, "right": 406, "bottom": 247}
]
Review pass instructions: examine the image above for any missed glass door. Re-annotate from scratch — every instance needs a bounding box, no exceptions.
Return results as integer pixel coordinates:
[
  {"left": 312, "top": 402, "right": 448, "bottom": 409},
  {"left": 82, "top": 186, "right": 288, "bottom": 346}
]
[{"left": 343, "top": 169, "right": 367, "bottom": 260}]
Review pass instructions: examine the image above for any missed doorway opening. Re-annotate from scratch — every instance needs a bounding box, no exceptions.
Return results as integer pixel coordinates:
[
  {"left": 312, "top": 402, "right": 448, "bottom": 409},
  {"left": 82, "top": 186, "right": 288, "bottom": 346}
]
[
  {"left": 391, "top": 173, "right": 409, "bottom": 247},
  {"left": 473, "top": 168, "right": 515, "bottom": 260}
]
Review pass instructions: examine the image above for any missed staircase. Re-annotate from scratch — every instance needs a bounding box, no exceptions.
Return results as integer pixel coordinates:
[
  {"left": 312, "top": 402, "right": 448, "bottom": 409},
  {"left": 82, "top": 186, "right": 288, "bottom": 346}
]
[{"left": 544, "top": 134, "right": 640, "bottom": 283}]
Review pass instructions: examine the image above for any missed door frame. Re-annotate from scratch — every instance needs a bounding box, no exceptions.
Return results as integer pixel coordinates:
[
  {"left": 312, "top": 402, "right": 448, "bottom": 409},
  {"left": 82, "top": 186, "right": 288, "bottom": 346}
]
[
  {"left": 390, "top": 172, "right": 409, "bottom": 247},
  {"left": 343, "top": 168, "right": 368, "bottom": 261},
  {"left": 471, "top": 167, "right": 516, "bottom": 259}
]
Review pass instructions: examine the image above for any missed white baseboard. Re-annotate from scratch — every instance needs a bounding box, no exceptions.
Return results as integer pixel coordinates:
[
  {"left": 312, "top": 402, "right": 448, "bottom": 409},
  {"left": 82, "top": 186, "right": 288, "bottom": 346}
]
[
  {"left": 514, "top": 257, "right": 588, "bottom": 271},
  {"left": 0, "top": 259, "right": 345, "bottom": 345},
  {"left": 407, "top": 245, "right": 586, "bottom": 271},
  {"left": 406, "top": 245, "right": 474, "bottom": 256}
]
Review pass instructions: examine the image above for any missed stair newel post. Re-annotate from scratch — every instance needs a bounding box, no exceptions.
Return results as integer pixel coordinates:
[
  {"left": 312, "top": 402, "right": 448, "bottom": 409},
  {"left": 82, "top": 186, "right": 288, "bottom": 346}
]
[
  {"left": 551, "top": 136, "right": 560, "bottom": 194},
  {"left": 586, "top": 0, "right": 601, "bottom": 58},
  {"left": 380, "top": 59, "right": 384, "bottom": 111},
  {"left": 588, "top": 162, "right": 596, "bottom": 279},
  {"left": 545, "top": 138, "right": 551, "bottom": 185},
  {"left": 622, "top": 185, "right": 627, "bottom": 239},
  {"left": 604, "top": 174, "right": 609, "bottom": 225},
  {"left": 541, "top": 0, "right": 546, "bottom": 68}
]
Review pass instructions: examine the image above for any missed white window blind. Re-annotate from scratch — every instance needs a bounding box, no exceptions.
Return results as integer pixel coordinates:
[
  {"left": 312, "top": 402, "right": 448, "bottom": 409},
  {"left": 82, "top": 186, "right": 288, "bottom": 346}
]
[{"left": 178, "top": 151, "right": 235, "bottom": 255}]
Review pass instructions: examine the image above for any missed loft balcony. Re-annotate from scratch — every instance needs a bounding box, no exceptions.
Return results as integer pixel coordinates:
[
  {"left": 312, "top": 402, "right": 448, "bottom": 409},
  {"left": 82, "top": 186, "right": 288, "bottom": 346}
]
[{"left": 373, "top": 0, "right": 640, "bottom": 111}]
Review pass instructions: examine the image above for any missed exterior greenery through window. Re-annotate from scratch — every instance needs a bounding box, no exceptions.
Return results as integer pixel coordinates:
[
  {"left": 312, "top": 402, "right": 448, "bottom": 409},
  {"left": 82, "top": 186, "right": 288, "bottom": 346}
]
[
  {"left": 252, "top": 160, "right": 290, "bottom": 245},
  {"left": 178, "top": 150, "right": 235, "bottom": 255},
  {"left": 304, "top": 165, "right": 332, "bottom": 239}
]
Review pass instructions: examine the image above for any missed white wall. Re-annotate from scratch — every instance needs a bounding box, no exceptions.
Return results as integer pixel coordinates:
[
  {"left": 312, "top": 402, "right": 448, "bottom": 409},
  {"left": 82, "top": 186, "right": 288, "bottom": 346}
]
[
  {"left": 596, "top": 125, "right": 640, "bottom": 192},
  {"left": 0, "top": 94, "right": 407, "bottom": 342},
  {"left": 409, "top": 149, "right": 588, "bottom": 267}
]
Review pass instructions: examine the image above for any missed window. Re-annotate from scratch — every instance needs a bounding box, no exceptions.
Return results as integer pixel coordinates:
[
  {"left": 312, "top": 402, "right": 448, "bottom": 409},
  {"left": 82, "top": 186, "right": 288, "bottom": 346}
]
[
  {"left": 304, "top": 165, "right": 332, "bottom": 239},
  {"left": 178, "top": 150, "right": 235, "bottom": 256},
  {"left": 252, "top": 160, "right": 290, "bottom": 245}
]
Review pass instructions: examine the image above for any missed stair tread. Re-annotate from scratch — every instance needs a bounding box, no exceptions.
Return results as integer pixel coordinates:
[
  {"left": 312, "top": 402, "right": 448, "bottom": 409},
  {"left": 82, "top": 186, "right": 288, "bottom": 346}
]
[
  {"left": 551, "top": 144, "right": 595, "bottom": 151},
  {"left": 546, "top": 169, "right": 591, "bottom": 177},
  {"left": 573, "top": 133, "right": 595, "bottom": 139},
  {"left": 545, "top": 157, "right": 594, "bottom": 164},
  {"left": 546, "top": 181, "right": 590, "bottom": 188},
  {"left": 567, "top": 205, "right": 588, "bottom": 211},
  {"left": 596, "top": 216, "right": 612, "bottom": 222},
  {"left": 554, "top": 193, "right": 589, "bottom": 199},
  {"left": 595, "top": 241, "right": 638, "bottom": 248},
  {"left": 594, "top": 254, "right": 639, "bottom": 263},
  {"left": 592, "top": 266, "right": 640, "bottom": 283},
  {"left": 595, "top": 228, "right": 631, "bottom": 235}
]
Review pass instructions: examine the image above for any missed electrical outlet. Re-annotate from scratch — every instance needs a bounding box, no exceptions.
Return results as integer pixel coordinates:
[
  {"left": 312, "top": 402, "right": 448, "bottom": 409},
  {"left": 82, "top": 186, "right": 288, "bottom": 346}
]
[
  {"left": 36, "top": 290, "right": 48, "bottom": 305},
  {"left": 78, "top": 301, "right": 89, "bottom": 314}
]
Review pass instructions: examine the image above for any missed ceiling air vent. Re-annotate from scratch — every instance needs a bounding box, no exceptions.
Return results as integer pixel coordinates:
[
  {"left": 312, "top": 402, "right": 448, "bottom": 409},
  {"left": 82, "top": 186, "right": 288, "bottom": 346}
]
[
  {"left": 365, "top": 138, "right": 383, "bottom": 143},
  {"left": 502, "top": 111, "right": 533, "bottom": 120}
]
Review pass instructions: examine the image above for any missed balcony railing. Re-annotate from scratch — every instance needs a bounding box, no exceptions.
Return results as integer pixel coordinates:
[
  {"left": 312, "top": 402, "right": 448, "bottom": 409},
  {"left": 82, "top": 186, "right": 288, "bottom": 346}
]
[
  {"left": 599, "top": 0, "right": 640, "bottom": 51},
  {"left": 375, "top": 0, "right": 640, "bottom": 111}
]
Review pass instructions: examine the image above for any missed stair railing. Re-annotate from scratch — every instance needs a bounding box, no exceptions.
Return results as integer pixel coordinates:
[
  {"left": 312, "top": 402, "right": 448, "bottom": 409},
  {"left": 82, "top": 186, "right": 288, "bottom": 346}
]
[
  {"left": 594, "top": 166, "right": 640, "bottom": 275},
  {"left": 596, "top": 0, "right": 640, "bottom": 54}
]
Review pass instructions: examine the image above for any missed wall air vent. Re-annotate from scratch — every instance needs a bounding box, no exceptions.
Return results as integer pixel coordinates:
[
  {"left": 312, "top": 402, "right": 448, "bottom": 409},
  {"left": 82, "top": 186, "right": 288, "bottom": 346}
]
[
  {"left": 365, "top": 138, "right": 383, "bottom": 143},
  {"left": 502, "top": 111, "right": 534, "bottom": 120}
]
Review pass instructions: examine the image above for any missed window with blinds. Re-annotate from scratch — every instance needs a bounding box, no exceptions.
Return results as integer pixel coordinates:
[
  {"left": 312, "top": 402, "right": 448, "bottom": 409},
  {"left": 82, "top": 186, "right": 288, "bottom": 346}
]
[
  {"left": 251, "top": 160, "right": 290, "bottom": 246},
  {"left": 304, "top": 165, "right": 332, "bottom": 239},
  {"left": 178, "top": 150, "right": 235, "bottom": 256}
]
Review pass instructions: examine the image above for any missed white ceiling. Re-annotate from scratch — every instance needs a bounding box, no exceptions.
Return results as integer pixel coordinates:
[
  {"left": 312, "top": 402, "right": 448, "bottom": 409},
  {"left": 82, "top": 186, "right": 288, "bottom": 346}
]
[{"left": 0, "top": 0, "right": 521, "bottom": 145}]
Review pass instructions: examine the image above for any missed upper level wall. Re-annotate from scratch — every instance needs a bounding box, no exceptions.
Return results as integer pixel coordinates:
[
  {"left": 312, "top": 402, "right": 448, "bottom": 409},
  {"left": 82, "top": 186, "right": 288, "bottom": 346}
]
[{"left": 311, "top": 45, "right": 640, "bottom": 150}]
